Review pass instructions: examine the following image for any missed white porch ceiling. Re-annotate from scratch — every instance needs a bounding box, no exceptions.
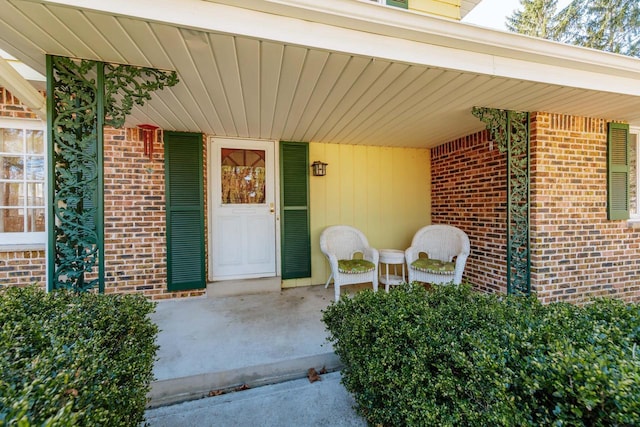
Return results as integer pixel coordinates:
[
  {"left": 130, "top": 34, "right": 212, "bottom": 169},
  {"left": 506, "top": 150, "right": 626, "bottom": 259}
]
[
  {"left": 460, "top": 0, "right": 482, "bottom": 18},
  {"left": 0, "top": 0, "right": 639, "bottom": 148}
]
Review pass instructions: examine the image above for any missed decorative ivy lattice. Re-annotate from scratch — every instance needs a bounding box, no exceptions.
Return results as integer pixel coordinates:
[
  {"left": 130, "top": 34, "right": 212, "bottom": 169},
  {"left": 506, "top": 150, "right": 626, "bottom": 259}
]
[
  {"left": 48, "top": 55, "right": 178, "bottom": 292},
  {"left": 472, "top": 107, "right": 531, "bottom": 296},
  {"left": 104, "top": 63, "right": 178, "bottom": 128}
]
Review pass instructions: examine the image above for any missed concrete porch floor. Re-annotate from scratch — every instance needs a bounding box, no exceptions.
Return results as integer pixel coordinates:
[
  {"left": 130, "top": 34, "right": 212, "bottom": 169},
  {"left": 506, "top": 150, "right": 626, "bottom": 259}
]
[{"left": 148, "top": 284, "right": 361, "bottom": 408}]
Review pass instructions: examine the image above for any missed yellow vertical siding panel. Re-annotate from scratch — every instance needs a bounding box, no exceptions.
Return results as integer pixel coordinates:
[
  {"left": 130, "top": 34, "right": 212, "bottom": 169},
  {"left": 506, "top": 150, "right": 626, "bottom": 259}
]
[
  {"left": 366, "top": 146, "right": 382, "bottom": 248},
  {"left": 422, "top": 149, "right": 432, "bottom": 223},
  {"left": 309, "top": 142, "right": 327, "bottom": 286},
  {"left": 339, "top": 144, "right": 355, "bottom": 226},
  {"left": 388, "top": 148, "right": 411, "bottom": 249},
  {"left": 376, "top": 146, "right": 395, "bottom": 249},
  {"left": 402, "top": 148, "right": 431, "bottom": 244},
  {"left": 324, "top": 143, "right": 342, "bottom": 226},
  {"left": 352, "top": 145, "right": 369, "bottom": 235},
  {"left": 409, "top": 0, "right": 461, "bottom": 20}
]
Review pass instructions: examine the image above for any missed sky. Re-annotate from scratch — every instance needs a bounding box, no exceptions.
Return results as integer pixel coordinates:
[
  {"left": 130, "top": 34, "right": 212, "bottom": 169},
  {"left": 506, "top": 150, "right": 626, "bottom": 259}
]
[{"left": 463, "top": 0, "right": 572, "bottom": 30}]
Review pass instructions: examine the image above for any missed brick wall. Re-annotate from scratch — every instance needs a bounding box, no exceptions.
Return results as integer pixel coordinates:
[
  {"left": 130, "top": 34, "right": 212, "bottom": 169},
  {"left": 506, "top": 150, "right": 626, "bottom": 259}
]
[
  {"left": 432, "top": 112, "right": 640, "bottom": 303},
  {"left": 0, "top": 88, "right": 46, "bottom": 288},
  {"left": 0, "top": 87, "right": 40, "bottom": 119},
  {"left": 431, "top": 130, "right": 507, "bottom": 293},
  {"left": 0, "top": 87, "right": 206, "bottom": 299},
  {"left": 103, "top": 127, "right": 206, "bottom": 300},
  {"left": 530, "top": 112, "right": 640, "bottom": 303},
  {"left": 0, "top": 250, "right": 46, "bottom": 287}
]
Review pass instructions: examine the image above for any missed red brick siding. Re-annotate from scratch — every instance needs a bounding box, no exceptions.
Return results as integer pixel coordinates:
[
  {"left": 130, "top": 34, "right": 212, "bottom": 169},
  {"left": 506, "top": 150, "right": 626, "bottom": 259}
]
[
  {"left": 433, "top": 113, "right": 640, "bottom": 303},
  {"left": 431, "top": 130, "right": 507, "bottom": 294},
  {"left": 0, "top": 87, "right": 41, "bottom": 119},
  {"left": 0, "top": 87, "right": 206, "bottom": 299},
  {"left": 0, "top": 250, "right": 46, "bottom": 287},
  {"left": 103, "top": 127, "right": 206, "bottom": 300},
  {"left": 530, "top": 112, "right": 640, "bottom": 304}
]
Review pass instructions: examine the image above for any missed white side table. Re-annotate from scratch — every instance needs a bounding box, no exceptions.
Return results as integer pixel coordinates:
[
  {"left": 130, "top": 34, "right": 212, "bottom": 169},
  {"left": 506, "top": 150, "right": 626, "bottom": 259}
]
[{"left": 379, "top": 249, "right": 406, "bottom": 292}]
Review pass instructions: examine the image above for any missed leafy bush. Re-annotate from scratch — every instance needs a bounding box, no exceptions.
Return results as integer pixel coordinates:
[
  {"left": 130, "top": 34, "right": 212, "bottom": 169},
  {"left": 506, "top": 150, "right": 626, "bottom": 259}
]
[
  {"left": 0, "top": 286, "right": 158, "bottom": 426},
  {"left": 323, "top": 284, "right": 640, "bottom": 426}
]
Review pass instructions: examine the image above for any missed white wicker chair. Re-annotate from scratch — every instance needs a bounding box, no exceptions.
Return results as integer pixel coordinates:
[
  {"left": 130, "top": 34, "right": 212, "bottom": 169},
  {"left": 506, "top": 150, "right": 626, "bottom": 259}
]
[
  {"left": 405, "top": 225, "right": 470, "bottom": 285},
  {"left": 320, "top": 225, "right": 379, "bottom": 301}
]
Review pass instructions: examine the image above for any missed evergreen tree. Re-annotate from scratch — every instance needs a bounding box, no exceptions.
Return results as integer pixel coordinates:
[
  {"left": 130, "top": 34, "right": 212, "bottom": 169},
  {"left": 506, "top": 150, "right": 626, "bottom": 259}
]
[
  {"left": 507, "top": 0, "right": 640, "bottom": 57},
  {"left": 506, "top": 0, "right": 559, "bottom": 39},
  {"left": 554, "top": 0, "right": 640, "bottom": 57}
]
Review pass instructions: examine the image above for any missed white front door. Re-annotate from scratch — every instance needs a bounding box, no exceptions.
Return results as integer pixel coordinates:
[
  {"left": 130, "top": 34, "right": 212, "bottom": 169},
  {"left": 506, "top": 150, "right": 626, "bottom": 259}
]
[{"left": 209, "top": 138, "right": 277, "bottom": 280}]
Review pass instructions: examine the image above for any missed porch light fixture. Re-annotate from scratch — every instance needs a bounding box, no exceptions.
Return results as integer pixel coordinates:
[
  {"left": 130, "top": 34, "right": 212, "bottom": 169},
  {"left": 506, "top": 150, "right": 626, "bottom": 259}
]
[
  {"left": 311, "top": 161, "right": 328, "bottom": 176},
  {"left": 137, "top": 123, "right": 160, "bottom": 160}
]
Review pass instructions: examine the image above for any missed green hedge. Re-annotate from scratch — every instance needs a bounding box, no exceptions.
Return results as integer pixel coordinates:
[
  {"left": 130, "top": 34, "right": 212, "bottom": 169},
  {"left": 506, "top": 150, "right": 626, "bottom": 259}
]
[
  {"left": 322, "top": 284, "right": 640, "bottom": 426},
  {"left": 0, "top": 286, "right": 158, "bottom": 426}
]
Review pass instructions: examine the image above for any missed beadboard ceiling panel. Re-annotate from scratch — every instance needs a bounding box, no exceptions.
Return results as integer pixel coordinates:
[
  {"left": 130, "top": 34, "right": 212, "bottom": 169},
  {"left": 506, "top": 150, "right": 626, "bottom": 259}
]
[{"left": 0, "top": 0, "right": 639, "bottom": 149}]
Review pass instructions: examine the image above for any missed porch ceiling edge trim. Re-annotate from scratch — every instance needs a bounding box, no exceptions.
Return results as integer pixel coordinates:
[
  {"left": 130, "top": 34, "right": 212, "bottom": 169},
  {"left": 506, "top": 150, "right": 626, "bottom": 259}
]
[
  {"left": 209, "top": 0, "right": 640, "bottom": 76},
  {"left": 38, "top": 0, "right": 640, "bottom": 97},
  {"left": 0, "top": 56, "right": 46, "bottom": 120}
]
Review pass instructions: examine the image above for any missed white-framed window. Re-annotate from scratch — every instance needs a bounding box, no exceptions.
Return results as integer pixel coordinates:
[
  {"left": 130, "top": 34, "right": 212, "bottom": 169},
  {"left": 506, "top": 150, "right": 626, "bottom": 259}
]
[{"left": 0, "top": 118, "right": 46, "bottom": 245}]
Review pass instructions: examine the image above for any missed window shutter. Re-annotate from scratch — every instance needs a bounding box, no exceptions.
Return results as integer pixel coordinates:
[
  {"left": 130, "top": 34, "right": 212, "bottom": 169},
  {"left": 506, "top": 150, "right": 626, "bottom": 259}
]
[
  {"left": 386, "top": 0, "right": 408, "bottom": 9},
  {"left": 607, "top": 123, "right": 630, "bottom": 220},
  {"left": 280, "top": 142, "right": 311, "bottom": 279},
  {"left": 165, "top": 131, "right": 206, "bottom": 291}
]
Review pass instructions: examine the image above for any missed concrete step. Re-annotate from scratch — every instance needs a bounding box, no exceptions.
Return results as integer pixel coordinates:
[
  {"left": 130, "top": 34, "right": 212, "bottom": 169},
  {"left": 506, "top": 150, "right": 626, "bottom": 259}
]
[
  {"left": 145, "top": 371, "right": 367, "bottom": 427},
  {"left": 148, "top": 352, "right": 342, "bottom": 408}
]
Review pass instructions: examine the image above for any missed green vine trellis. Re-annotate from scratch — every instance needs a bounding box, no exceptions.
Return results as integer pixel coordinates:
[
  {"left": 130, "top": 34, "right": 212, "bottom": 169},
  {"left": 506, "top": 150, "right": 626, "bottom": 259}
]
[
  {"left": 46, "top": 55, "right": 178, "bottom": 292},
  {"left": 472, "top": 107, "right": 531, "bottom": 296},
  {"left": 104, "top": 62, "right": 179, "bottom": 128}
]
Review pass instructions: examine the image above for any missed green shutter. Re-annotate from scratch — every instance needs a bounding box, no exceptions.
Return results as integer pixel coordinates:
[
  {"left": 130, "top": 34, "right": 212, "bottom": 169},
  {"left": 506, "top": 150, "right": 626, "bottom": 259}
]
[
  {"left": 165, "top": 131, "right": 206, "bottom": 291},
  {"left": 386, "top": 0, "right": 408, "bottom": 9},
  {"left": 607, "top": 123, "right": 630, "bottom": 220},
  {"left": 280, "top": 142, "right": 311, "bottom": 279}
]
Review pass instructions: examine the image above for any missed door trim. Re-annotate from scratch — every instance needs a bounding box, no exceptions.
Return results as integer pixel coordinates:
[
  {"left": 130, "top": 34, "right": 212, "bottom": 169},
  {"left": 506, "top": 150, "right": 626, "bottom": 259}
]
[{"left": 207, "top": 137, "right": 281, "bottom": 282}]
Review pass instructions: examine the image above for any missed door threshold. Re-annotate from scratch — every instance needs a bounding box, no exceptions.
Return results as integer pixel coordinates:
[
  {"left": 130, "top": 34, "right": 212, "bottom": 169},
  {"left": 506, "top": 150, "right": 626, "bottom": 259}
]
[{"left": 207, "top": 276, "right": 281, "bottom": 298}]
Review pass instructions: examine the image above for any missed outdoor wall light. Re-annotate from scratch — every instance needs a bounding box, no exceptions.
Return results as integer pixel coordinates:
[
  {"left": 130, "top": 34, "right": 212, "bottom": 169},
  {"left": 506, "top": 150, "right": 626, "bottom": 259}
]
[{"left": 311, "top": 161, "right": 328, "bottom": 176}]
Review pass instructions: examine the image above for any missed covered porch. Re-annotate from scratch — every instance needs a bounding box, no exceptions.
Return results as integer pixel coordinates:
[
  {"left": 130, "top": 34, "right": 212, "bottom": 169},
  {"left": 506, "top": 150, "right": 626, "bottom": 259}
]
[{"left": 0, "top": 0, "right": 639, "bottom": 300}]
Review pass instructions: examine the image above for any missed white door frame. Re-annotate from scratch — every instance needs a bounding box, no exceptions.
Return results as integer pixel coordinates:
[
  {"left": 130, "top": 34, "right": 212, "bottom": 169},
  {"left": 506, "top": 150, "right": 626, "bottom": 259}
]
[{"left": 207, "top": 136, "right": 281, "bottom": 281}]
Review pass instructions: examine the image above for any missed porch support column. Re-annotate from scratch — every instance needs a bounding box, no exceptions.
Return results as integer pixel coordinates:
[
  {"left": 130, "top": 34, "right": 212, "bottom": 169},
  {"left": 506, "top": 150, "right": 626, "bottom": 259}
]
[
  {"left": 46, "top": 55, "right": 178, "bottom": 293},
  {"left": 472, "top": 107, "right": 531, "bottom": 296}
]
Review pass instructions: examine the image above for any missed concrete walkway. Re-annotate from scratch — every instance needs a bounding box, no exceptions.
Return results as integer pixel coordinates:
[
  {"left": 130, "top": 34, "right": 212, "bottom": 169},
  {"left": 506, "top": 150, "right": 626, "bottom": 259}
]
[
  {"left": 148, "top": 285, "right": 347, "bottom": 407},
  {"left": 145, "top": 371, "right": 367, "bottom": 426}
]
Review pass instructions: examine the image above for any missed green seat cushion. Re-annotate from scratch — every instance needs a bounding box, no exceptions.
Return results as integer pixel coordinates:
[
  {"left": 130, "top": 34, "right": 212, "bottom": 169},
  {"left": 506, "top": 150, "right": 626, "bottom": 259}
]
[
  {"left": 411, "top": 258, "right": 455, "bottom": 275},
  {"left": 338, "top": 259, "right": 376, "bottom": 274}
]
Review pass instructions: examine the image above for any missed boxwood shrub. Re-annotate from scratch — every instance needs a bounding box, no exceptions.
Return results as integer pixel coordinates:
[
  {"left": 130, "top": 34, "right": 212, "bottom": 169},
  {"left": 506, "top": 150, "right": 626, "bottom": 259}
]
[
  {"left": 323, "top": 284, "right": 640, "bottom": 426},
  {"left": 0, "top": 286, "right": 158, "bottom": 426}
]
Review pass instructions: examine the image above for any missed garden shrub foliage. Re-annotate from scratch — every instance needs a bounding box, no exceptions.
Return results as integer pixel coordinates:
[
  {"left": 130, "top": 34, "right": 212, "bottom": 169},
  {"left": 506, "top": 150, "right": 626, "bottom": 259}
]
[
  {"left": 0, "top": 286, "right": 158, "bottom": 426},
  {"left": 322, "top": 284, "right": 640, "bottom": 426}
]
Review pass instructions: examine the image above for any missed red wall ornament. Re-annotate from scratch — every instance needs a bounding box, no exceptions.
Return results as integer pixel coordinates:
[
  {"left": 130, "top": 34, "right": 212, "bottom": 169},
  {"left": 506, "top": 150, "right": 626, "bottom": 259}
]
[{"left": 137, "top": 124, "right": 160, "bottom": 160}]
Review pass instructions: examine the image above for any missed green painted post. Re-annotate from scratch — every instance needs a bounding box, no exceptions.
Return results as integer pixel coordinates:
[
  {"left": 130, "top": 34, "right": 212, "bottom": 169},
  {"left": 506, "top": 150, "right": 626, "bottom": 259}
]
[
  {"left": 97, "top": 62, "right": 105, "bottom": 293},
  {"left": 473, "top": 107, "right": 531, "bottom": 296},
  {"left": 46, "top": 55, "right": 55, "bottom": 292},
  {"left": 45, "top": 56, "right": 177, "bottom": 292}
]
